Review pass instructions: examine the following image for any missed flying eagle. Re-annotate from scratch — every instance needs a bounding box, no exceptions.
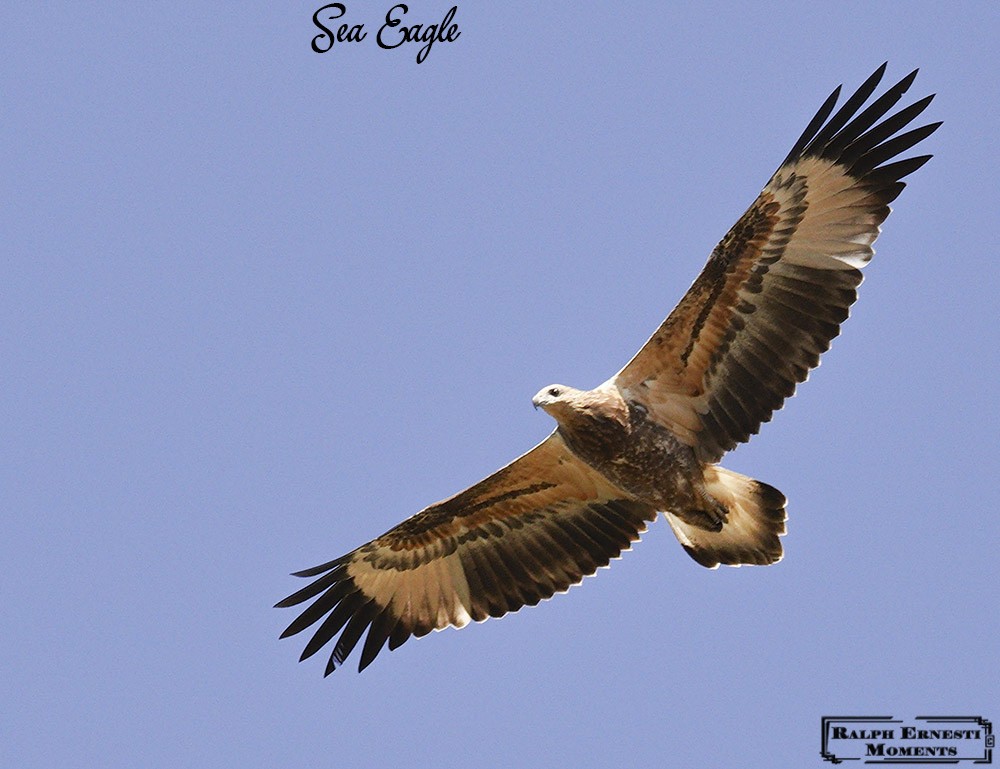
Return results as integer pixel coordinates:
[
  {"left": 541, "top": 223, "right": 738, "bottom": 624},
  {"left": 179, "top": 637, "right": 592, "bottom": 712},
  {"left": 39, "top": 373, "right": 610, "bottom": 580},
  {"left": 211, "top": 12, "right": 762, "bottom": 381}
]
[{"left": 277, "top": 64, "right": 939, "bottom": 674}]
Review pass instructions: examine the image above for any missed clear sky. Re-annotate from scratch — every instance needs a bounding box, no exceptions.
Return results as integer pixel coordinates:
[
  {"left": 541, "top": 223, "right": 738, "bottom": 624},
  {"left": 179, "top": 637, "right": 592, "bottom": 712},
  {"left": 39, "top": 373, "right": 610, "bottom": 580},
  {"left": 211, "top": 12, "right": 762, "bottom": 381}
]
[{"left": 4, "top": 3, "right": 998, "bottom": 768}]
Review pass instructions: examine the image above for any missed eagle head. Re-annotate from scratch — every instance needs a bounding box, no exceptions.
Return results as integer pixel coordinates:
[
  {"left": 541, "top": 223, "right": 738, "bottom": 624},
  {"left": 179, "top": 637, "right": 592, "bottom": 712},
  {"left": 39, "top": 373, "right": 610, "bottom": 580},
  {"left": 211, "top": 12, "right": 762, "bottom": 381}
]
[{"left": 532, "top": 384, "right": 577, "bottom": 417}]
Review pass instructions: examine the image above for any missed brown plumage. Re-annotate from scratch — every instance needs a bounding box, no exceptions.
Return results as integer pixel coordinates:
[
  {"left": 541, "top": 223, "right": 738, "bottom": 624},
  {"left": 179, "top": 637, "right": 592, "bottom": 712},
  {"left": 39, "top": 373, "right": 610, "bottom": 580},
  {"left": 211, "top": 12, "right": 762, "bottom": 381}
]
[{"left": 277, "top": 64, "right": 939, "bottom": 674}]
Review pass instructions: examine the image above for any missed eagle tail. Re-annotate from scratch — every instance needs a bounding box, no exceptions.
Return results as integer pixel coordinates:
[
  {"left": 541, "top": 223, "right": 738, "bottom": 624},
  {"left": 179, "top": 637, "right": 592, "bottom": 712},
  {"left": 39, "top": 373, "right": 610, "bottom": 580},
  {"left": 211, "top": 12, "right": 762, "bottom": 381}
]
[{"left": 665, "top": 466, "right": 787, "bottom": 568}]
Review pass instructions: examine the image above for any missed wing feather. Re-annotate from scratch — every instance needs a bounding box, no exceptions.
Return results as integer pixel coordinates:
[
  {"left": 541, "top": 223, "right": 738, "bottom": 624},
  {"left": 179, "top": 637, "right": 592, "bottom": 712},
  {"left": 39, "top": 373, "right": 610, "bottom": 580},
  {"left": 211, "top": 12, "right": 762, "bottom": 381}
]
[
  {"left": 276, "top": 432, "right": 656, "bottom": 673},
  {"left": 614, "top": 66, "right": 938, "bottom": 461},
  {"left": 358, "top": 607, "right": 397, "bottom": 672}
]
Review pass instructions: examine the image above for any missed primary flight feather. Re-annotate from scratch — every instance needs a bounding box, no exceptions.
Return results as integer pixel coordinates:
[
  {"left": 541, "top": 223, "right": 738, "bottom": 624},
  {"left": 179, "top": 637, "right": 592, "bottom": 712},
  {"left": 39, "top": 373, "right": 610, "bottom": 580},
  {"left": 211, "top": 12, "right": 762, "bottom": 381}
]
[{"left": 277, "top": 64, "right": 939, "bottom": 674}]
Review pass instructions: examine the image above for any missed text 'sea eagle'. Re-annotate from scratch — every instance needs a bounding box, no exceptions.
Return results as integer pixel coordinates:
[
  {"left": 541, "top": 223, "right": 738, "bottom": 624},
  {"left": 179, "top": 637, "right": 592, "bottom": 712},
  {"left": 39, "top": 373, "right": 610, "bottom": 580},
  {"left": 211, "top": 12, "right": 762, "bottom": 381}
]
[{"left": 277, "top": 64, "right": 939, "bottom": 674}]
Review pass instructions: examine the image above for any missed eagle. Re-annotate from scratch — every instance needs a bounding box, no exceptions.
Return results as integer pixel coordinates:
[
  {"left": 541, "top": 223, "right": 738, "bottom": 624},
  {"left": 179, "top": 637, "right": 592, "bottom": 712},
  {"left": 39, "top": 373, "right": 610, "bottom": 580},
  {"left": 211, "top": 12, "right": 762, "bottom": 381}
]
[{"left": 277, "top": 64, "right": 939, "bottom": 674}]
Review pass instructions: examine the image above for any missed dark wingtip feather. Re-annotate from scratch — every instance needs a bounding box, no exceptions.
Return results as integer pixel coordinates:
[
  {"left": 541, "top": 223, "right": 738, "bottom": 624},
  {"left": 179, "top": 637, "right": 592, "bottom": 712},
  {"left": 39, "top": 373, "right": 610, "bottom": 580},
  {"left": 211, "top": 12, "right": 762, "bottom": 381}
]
[
  {"left": 799, "top": 63, "right": 888, "bottom": 160},
  {"left": 781, "top": 84, "right": 841, "bottom": 167},
  {"left": 297, "top": 591, "right": 366, "bottom": 662},
  {"left": 840, "top": 94, "right": 935, "bottom": 162},
  {"left": 278, "top": 550, "right": 411, "bottom": 673},
  {"left": 892, "top": 68, "right": 918, "bottom": 98},
  {"left": 291, "top": 554, "right": 350, "bottom": 578},
  {"left": 278, "top": 579, "right": 356, "bottom": 638},
  {"left": 863, "top": 154, "right": 935, "bottom": 189},
  {"left": 848, "top": 122, "right": 942, "bottom": 177},
  {"left": 274, "top": 565, "right": 349, "bottom": 608},
  {"left": 330, "top": 600, "right": 379, "bottom": 669},
  {"left": 388, "top": 623, "right": 411, "bottom": 651},
  {"left": 778, "top": 64, "right": 938, "bottom": 194},
  {"left": 358, "top": 610, "right": 398, "bottom": 672},
  {"left": 819, "top": 69, "right": 920, "bottom": 162}
]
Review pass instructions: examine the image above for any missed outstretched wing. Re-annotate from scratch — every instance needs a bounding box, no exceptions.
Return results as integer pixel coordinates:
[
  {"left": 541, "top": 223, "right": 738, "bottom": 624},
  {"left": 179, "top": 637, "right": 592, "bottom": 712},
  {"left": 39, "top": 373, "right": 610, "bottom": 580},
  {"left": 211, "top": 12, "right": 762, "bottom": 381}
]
[
  {"left": 276, "top": 433, "right": 656, "bottom": 674},
  {"left": 614, "top": 64, "right": 940, "bottom": 462}
]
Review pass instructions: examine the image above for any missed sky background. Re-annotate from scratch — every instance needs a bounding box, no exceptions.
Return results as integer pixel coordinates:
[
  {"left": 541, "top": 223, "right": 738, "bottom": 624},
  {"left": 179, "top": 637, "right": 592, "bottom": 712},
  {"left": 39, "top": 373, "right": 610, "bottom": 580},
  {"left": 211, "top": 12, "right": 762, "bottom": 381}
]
[{"left": 4, "top": 3, "right": 998, "bottom": 767}]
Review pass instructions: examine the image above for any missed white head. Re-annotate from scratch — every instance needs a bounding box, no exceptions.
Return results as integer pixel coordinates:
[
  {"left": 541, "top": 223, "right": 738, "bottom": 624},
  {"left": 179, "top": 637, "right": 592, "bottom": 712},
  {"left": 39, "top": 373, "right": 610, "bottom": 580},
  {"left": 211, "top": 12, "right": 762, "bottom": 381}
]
[
  {"left": 531, "top": 384, "right": 580, "bottom": 419},
  {"left": 531, "top": 383, "right": 629, "bottom": 433}
]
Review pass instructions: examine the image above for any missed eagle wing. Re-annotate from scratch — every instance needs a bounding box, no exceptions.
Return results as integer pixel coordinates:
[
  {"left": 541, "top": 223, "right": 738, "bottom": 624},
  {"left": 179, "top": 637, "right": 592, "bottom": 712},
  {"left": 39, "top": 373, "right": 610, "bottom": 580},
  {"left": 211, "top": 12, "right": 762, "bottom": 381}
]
[
  {"left": 614, "top": 64, "right": 940, "bottom": 462},
  {"left": 276, "top": 432, "right": 657, "bottom": 673}
]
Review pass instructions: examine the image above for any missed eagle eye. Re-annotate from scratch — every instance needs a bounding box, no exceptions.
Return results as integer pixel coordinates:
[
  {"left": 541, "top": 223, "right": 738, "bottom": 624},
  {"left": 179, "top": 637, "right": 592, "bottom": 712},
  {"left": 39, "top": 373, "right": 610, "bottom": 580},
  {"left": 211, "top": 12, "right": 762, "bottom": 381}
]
[{"left": 548, "top": 387, "right": 560, "bottom": 397}]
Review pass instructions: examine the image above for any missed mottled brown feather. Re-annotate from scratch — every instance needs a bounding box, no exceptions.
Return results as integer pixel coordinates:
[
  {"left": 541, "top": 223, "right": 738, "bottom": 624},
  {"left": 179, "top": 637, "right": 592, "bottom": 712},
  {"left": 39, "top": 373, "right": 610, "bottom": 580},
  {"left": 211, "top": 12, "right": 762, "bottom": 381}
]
[
  {"left": 277, "top": 433, "right": 657, "bottom": 673},
  {"left": 614, "top": 67, "right": 938, "bottom": 461}
]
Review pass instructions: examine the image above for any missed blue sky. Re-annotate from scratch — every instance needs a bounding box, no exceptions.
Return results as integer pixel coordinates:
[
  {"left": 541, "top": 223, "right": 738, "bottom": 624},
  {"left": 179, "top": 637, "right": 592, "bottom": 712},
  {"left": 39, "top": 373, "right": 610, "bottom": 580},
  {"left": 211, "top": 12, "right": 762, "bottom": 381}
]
[{"left": 4, "top": 3, "right": 998, "bottom": 767}]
